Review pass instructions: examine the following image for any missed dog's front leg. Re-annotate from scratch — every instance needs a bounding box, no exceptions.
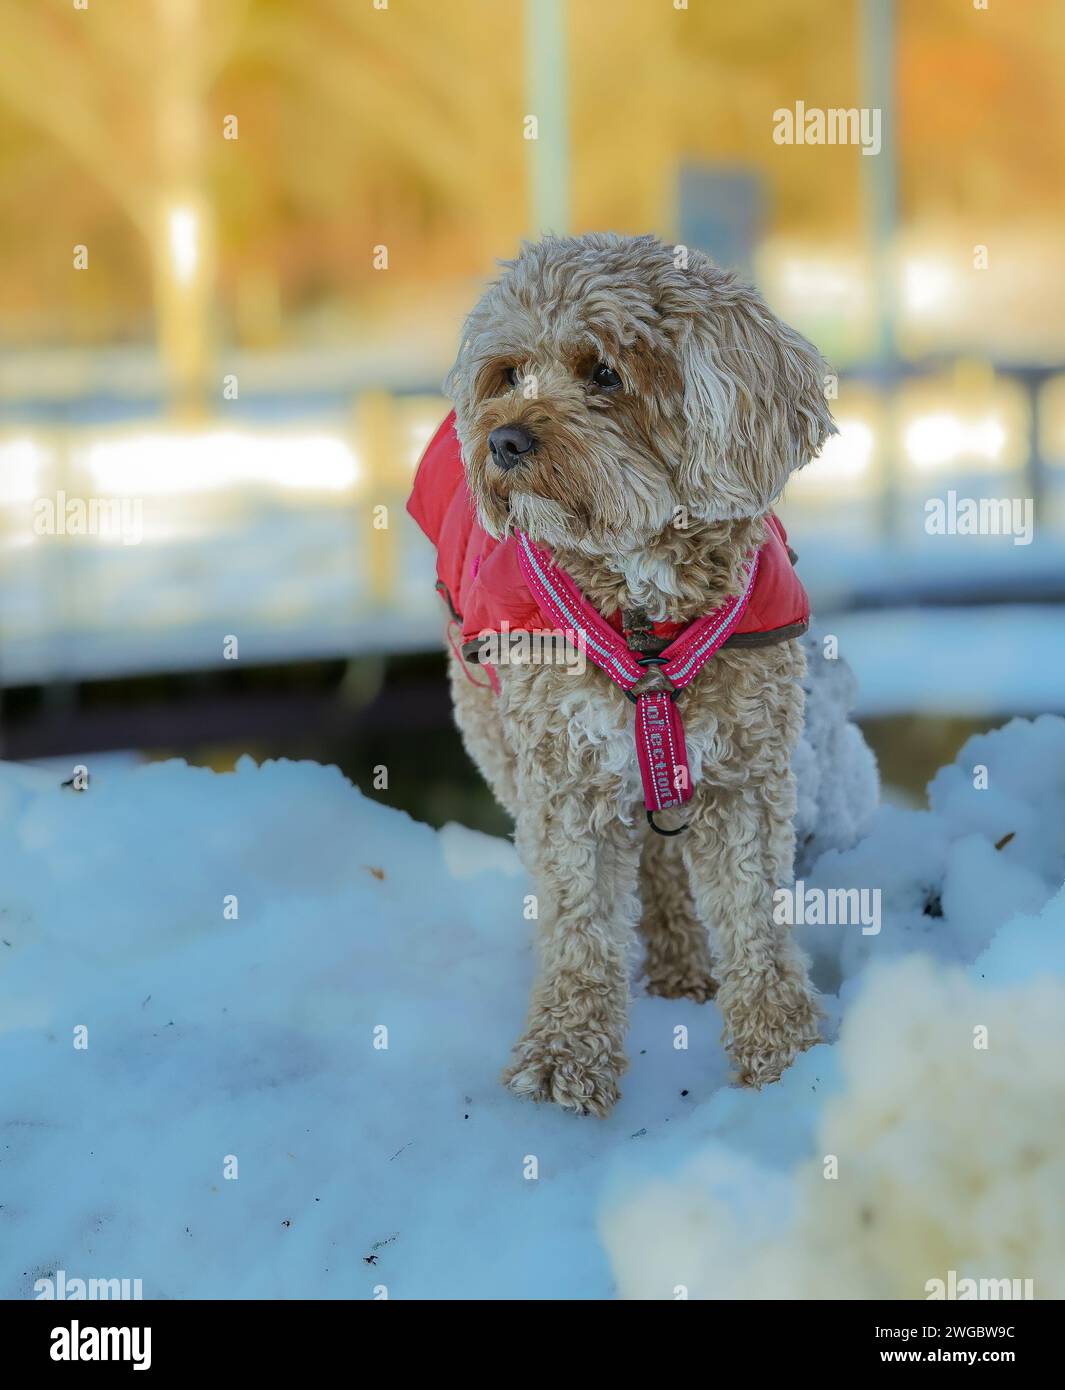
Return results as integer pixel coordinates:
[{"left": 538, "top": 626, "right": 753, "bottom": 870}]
[
  {"left": 503, "top": 791, "right": 641, "bottom": 1117},
  {"left": 682, "top": 776, "right": 821, "bottom": 1087}
]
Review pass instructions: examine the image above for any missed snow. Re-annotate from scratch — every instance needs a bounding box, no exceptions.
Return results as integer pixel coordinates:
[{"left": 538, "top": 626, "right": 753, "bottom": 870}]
[
  {"left": 601, "top": 951, "right": 1065, "bottom": 1299},
  {"left": 601, "top": 718, "right": 1065, "bottom": 1299},
  {"left": 2, "top": 716, "right": 1064, "bottom": 1299}
]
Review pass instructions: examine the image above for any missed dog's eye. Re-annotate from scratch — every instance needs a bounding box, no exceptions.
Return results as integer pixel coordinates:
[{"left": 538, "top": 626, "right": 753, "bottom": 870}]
[
  {"left": 505, "top": 367, "right": 521, "bottom": 388},
  {"left": 590, "top": 363, "right": 622, "bottom": 390}
]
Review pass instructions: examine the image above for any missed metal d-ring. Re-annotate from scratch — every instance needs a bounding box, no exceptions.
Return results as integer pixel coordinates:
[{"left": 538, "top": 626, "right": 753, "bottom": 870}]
[
  {"left": 626, "top": 655, "right": 678, "bottom": 704},
  {"left": 647, "top": 809, "right": 689, "bottom": 837}
]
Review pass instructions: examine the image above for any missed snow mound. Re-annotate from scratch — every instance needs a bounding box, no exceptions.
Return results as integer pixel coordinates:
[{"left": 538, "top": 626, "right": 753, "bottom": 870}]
[
  {"left": 601, "top": 718, "right": 1065, "bottom": 1300},
  {"left": 794, "top": 715, "right": 1065, "bottom": 1002},
  {"left": 601, "top": 946, "right": 1065, "bottom": 1299},
  {"left": 1, "top": 716, "right": 1063, "bottom": 1299}
]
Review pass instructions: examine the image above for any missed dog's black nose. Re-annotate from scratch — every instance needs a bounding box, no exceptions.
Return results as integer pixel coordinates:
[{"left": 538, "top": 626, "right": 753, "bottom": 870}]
[{"left": 488, "top": 425, "right": 537, "bottom": 471}]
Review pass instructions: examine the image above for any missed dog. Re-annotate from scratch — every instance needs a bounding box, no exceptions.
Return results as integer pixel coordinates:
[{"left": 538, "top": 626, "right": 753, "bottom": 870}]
[{"left": 413, "top": 232, "right": 845, "bottom": 1116}]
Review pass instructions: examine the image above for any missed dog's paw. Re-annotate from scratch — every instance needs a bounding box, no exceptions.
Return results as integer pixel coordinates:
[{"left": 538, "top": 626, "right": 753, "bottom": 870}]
[
  {"left": 721, "top": 972, "right": 822, "bottom": 1089},
  {"left": 645, "top": 968, "right": 718, "bottom": 1003},
  {"left": 731, "top": 1029, "right": 818, "bottom": 1088},
  {"left": 502, "top": 1031, "right": 626, "bottom": 1117}
]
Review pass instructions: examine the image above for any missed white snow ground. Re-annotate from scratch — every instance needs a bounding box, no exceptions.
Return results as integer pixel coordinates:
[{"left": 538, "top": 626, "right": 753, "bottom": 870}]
[{"left": 2, "top": 717, "right": 1064, "bottom": 1300}]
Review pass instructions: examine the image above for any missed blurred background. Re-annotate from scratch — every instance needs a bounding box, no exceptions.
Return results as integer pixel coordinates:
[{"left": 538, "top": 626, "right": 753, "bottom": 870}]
[{"left": 1, "top": 0, "right": 1063, "bottom": 831}]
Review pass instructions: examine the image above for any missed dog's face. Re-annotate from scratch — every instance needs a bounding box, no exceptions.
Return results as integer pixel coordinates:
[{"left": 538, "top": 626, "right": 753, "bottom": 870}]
[{"left": 445, "top": 232, "right": 835, "bottom": 551}]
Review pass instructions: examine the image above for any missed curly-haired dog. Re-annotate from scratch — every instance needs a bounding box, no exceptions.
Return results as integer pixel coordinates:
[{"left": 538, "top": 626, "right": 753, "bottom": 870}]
[{"left": 410, "top": 232, "right": 839, "bottom": 1116}]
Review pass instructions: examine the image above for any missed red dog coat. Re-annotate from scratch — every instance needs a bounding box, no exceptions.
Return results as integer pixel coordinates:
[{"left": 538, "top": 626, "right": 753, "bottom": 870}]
[{"left": 407, "top": 411, "right": 810, "bottom": 663}]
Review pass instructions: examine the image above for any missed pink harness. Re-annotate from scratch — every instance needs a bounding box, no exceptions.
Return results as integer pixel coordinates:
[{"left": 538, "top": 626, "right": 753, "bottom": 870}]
[{"left": 515, "top": 532, "right": 760, "bottom": 835}]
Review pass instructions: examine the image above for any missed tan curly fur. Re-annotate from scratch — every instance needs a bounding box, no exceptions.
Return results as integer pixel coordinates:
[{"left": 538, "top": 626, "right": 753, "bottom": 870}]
[{"left": 442, "top": 232, "right": 835, "bottom": 1115}]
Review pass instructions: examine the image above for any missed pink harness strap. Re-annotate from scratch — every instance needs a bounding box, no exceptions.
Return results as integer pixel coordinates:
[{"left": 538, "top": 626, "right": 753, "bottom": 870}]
[{"left": 515, "top": 533, "right": 759, "bottom": 834}]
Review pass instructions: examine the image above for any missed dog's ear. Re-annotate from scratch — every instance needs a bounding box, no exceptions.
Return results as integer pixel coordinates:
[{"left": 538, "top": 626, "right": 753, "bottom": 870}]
[{"left": 676, "top": 270, "right": 836, "bottom": 519}]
